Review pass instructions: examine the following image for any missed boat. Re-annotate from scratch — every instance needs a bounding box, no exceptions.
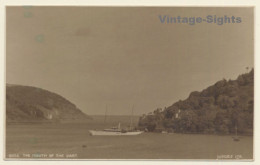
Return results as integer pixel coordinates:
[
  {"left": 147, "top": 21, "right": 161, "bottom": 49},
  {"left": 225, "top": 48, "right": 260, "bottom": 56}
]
[
  {"left": 161, "top": 131, "right": 168, "bottom": 134},
  {"left": 89, "top": 123, "right": 143, "bottom": 136},
  {"left": 89, "top": 105, "right": 143, "bottom": 136}
]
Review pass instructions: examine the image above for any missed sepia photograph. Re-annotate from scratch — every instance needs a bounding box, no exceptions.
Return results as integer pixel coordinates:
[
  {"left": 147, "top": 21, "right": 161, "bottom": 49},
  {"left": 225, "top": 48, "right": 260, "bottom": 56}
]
[{"left": 5, "top": 6, "right": 254, "bottom": 160}]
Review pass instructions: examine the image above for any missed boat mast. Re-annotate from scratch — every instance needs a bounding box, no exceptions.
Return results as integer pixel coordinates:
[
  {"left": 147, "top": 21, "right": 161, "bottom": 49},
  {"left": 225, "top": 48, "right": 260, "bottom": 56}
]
[
  {"left": 235, "top": 124, "right": 238, "bottom": 136},
  {"left": 104, "top": 104, "right": 107, "bottom": 123},
  {"left": 130, "top": 105, "right": 134, "bottom": 130}
]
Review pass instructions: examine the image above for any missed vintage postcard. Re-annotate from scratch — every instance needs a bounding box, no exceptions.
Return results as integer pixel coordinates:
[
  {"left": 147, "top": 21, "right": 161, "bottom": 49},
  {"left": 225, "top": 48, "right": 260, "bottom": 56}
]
[{"left": 5, "top": 6, "right": 254, "bottom": 160}]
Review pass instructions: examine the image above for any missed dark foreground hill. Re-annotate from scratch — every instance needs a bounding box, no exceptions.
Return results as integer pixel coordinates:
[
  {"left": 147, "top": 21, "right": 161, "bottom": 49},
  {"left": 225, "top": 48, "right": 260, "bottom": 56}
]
[
  {"left": 6, "top": 84, "right": 91, "bottom": 122},
  {"left": 139, "top": 69, "right": 254, "bottom": 135}
]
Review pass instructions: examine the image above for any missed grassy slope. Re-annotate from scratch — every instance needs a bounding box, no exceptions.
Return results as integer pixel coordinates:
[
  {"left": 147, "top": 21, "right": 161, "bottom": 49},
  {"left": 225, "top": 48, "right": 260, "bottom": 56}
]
[{"left": 6, "top": 84, "right": 91, "bottom": 122}]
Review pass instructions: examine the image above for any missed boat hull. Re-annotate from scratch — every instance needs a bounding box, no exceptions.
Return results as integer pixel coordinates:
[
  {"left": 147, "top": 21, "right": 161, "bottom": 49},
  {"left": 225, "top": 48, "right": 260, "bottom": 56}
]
[{"left": 89, "top": 130, "right": 143, "bottom": 136}]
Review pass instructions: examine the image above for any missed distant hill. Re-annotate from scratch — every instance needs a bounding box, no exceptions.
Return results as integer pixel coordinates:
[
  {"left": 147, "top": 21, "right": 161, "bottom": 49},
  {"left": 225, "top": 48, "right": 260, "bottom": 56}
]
[
  {"left": 139, "top": 69, "right": 254, "bottom": 135},
  {"left": 6, "top": 84, "right": 91, "bottom": 122}
]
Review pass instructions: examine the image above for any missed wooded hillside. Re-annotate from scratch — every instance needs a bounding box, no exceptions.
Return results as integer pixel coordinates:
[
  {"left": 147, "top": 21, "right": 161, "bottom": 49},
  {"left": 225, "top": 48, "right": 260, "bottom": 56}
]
[{"left": 139, "top": 69, "right": 254, "bottom": 135}]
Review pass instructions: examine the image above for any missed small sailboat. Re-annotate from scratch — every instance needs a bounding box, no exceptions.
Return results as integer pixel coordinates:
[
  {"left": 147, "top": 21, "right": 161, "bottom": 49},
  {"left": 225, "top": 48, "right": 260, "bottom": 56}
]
[
  {"left": 89, "top": 105, "right": 143, "bottom": 136},
  {"left": 232, "top": 125, "right": 240, "bottom": 141}
]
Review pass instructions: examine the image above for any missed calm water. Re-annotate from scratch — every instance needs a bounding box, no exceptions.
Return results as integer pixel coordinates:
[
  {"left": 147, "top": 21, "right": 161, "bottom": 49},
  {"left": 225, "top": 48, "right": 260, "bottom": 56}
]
[{"left": 6, "top": 116, "right": 253, "bottom": 160}]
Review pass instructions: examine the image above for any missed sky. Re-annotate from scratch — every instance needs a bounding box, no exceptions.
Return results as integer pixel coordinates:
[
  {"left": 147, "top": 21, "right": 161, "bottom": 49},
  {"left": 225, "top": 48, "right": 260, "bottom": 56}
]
[{"left": 6, "top": 7, "right": 254, "bottom": 115}]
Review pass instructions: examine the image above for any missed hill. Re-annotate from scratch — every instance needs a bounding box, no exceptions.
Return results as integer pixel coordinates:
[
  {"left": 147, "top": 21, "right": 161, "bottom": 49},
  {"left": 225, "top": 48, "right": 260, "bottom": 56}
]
[
  {"left": 139, "top": 69, "right": 254, "bottom": 135},
  {"left": 6, "top": 84, "right": 91, "bottom": 122}
]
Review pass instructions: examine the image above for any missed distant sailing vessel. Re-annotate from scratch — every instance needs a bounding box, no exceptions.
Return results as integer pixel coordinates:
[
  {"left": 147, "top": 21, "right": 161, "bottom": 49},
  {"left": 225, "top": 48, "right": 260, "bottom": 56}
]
[{"left": 89, "top": 105, "right": 143, "bottom": 136}]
